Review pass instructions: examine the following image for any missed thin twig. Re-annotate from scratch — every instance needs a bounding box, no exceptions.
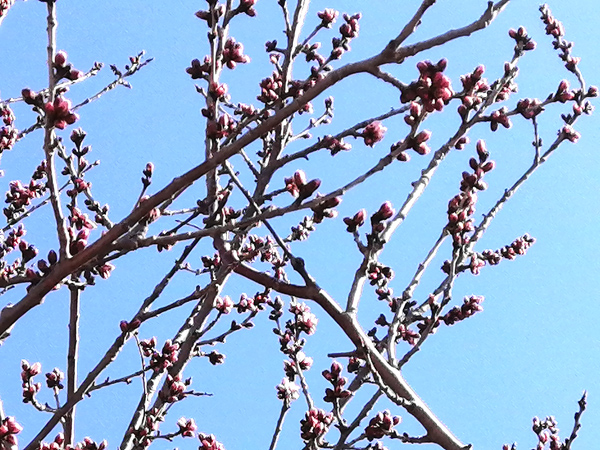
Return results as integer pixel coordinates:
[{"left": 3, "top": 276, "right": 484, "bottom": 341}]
[
  {"left": 268, "top": 401, "right": 290, "bottom": 450},
  {"left": 43, "top": 0, "right": 69, "bottom": 260},
  {"left": 65, "top": 283, "right": 81, "bottom": 445},
  {"left": 563, "top": 391, "right": 587, "bottom": 450},
  {"left": 88, "top": 368, "right": 148, "bottom": 393}
]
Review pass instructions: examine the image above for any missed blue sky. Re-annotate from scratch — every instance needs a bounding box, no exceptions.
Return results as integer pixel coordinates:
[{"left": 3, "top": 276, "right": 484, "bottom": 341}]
[{"left": 1, "top": 1, "right": 600, "bottom": 449}]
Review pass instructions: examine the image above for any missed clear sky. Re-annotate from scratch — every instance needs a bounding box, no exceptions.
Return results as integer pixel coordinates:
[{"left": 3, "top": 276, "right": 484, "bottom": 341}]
[{"left": 1, "top": 1, "right": 599, "bottom": 449}]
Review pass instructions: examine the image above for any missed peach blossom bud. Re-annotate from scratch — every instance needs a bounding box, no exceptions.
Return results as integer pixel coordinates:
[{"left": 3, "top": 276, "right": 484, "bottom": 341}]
[
  {"left": 414, "top": 130, "right": 431, "bottom": 144},
  {"left": 377, "top": 201, "right": 394, "bottom": 221},
  {"left": 481, "top": 161, "right": 495, "bottom": 172},
  {"left": 54, "top": 51, "right": 67, "bottom": 67},
  {"left": 473, "top": 65, "right": 485, "bottom": 79},
  {"left": 293, "top": 170, "right": 307, "bottom": 187}
]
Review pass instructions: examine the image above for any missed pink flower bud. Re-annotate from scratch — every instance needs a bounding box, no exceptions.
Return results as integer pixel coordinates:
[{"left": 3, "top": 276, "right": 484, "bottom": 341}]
[
  {"left": 54, "top": 51, "right": 68, "bottom": 67},
  {"left": 377, "top": 201, "right": 394, "bottom": 221}
]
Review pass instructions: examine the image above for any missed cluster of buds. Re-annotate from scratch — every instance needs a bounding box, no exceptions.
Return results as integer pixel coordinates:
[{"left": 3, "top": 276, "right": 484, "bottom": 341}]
[
  {"left": 516, "top": 98, "right": 544, "bottom": 119},
  {"left": 367, "top": 263, "right": 393, "bottom": 288},
  {"left": 442, "top": 295, "right": 484, "bottom": 326},
  {"left": 361, "top": 121, "right": 386, "bottom": 147},
  {"left": 201, "top": 253, "right": 221, "bottom": 277},
  {"left": 267, "top": 296, "right": 285, "bottom": 321},
  {"left": 391, "top": 129, "right": 432, "bottom": 161},
  {"left": 119, "top": 318, "right": 141, "bottom": 333},
  {"left": 194, "top": 4, "right": 225, "bottom": 27},
  {"left": 343, "top": 208, "right": 366, "bottom": 233},
  {"left": 257, "top": 71, "right": 283, "bottom": 104},
  {"left": 284, "top": 170, "right": 320, "bottom": 201},
  {"left": 186, "top": 57, "right": 211, "bottom": 80},
  {"left": 0, "top": 103, "right": 17, "bottom": 152},
  {"left": 317, "top": 8, "right": 338, "bottom": 29},
  {"left": 68, "top": 227, "right": 90, "bottom": 255},
  {"left": 67, "top": 128, "right": 95, "bottom": 180},
  {"left": 559, "top": 124, "right": 580, "bottom": 143},
  {"left": 458, "top": 65, "right": 489, "bottom": 115},
  {"left": 302, "top": 42, "right": 325, "bottom": 65},
  {"left": 276, "top": 327, "right": 313, "bottom": 403},
  {"left": 540, "top": 5, "right": 563, "bottom": 38},
  {"left": 552, "top": 80, "right": 575, "bottom": 104},
  {"left": 403, "top": 101, "right": 422, "bottom": 127},
  {"left": 206, "top": 113, "right": 237, "bottom": 140},
  {"left": 18, "top": 238, "right": 38, "bottom": 263},
  {"left": 493, "top": 63, "right": 519, "bottom": 103},
  {"left": 531, "top": 416, "right": 561, "bottom": 450},
  {"left": 21, "top": 88, "right": 45, "bottom": 111},
  {"left": 66, "top": 177, "right": 90, "bottom": 198},
  {"left": 446, "top": 140, "right": 494, "bottom": 247},
  {"left": 239, "top": 235, "right": 274, "bottom": 262},
  {"left": 396, "top": 324, "right": 420, "bottom": 346},
  {"left": 141, "top": 338, "right": 179, "bottom": 372},
  {"left": 283, "top": 351, "right": 313, "bottom": 380},
  {"left": 321, "top": 135, "right": 352, "bottom": 156},
  {"left": 21, "top": 359, "right": 42, "bottom": 403},
  {"left": 311, "top": 195, "right": 340, "bottom": 223},
  {"left": 288, "top": 216, "right": 316, "bottom": 242},
  {"left": 275, "top": 302, "right": 318, "bottom": 356},
  {"left": 38, "top": 433, "right": 67, "bottom": 450},
  {"left": 401, "top": 59, "right": 454, "bottom": 113},
  {"left": 76, "top": 438, "right": 108, "bottom": 450},
  {"left": 70, "top": 126, "right": 87, "bottom": 148},
  {"left": 508, "top": 27, "right": 536, "bottom": 53},
  {"left": 198, "top": 433, "right": 226, "bottom": 450},
  {"left": 236, "top": 0, "right": 257, "bottom": 17},
  {"left": 347, "top": 356, "right": 362, "bottom": 374},
  {"left": 539, "top": 5, "right": 578, "bottom": 74},
  {"left": 235, "top": 292, "right": 269, "bottom": 313},
  {"left": 44, "top": 96, "right": 79, "bottom": 130},
  {"left": 205, "top": 350, "right": 225, "bottom": 365},
  {"left": 322, "top": 361, "right": 351, "bottom": 403},
  {"left": 300, "top": 408, "right": 334, "bottom": 444},
  {"left": 140, "top": 162, "right": 153, "bottom": 188},
  {"left": 1, "top": 224, "right": 26, "bottom": 259},
  {"left": 374, "top": 285, "right": 397, "bottom": 309},
  {"left": 222, "top": 38, "right": 250, "bottom": 69},
  {"left": 488, "top": 107, "right": 511, "bottom": 131},
  {"left": 176, "top": 417, "right": 198, "bottom": 438},
  {"left": 275, "top": 377, "right": 300, "bottom": 403},
  {"left": 45, "top": 367, "right": 65, "bottom": 391},
  {"left": 289, "top": 301, "right": 318, "bottom": 336},
  {"left": 369, "top": 201, "right": 395, "bottom": 237},
  {"left": 31, "top": 160, "right": 48, "bottom": 183},
  {"left": 159, "top": 374, "right": 190, "bottom": 403},
  {"left": 364, "top": 410, "right": 401, "bottom": 441},
  {"left": 214, "top": 295, "right": 234, "bottom": 314},
  {"left": 68, "top": 206, "right": 96, "bottom": 232},
  {"left": 5, "top": 178, "right": 45, "bottom": 219},
  {"left": 330, "top": 13, "right": 361, "bottom": 59},
  {"left": 53, "top": 50, "right": 84, "bottom": 82},
  {"left": 0, "top": 416, "right": 23, "bottom": 450},
  {"left": 468, "top": 234, "right": 536, "bottom": 275},
  {"left": 233, "top": 102, "right": 260, "bottom": 121}
]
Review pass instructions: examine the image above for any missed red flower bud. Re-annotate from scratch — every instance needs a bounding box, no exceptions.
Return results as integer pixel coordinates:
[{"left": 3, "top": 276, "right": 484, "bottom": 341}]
[{"left": 54, "top": 51, "right": 68, "bottom": 67}]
